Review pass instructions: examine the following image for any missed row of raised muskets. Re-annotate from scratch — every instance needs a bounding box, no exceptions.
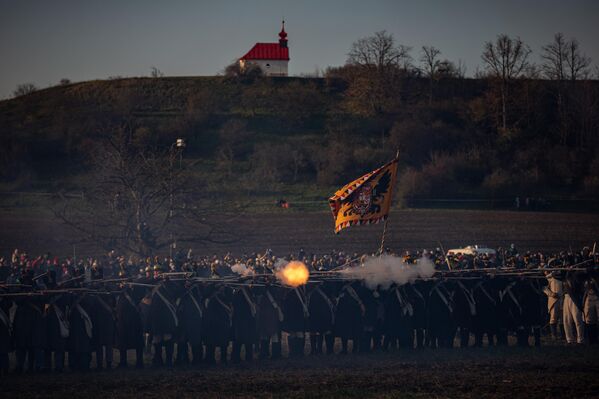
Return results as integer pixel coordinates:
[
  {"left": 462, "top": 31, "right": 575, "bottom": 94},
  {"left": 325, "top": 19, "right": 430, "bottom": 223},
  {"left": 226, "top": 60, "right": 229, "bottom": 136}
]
[{"left": 0, "top": 262, "right": 597, "bottom": 374}]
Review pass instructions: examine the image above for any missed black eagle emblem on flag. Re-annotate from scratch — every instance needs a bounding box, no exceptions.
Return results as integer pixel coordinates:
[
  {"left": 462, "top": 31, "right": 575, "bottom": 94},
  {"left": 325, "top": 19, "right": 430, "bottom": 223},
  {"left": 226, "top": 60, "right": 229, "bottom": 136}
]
[{"left": 344, "top": 169, "right": 391, "bottom": 217}]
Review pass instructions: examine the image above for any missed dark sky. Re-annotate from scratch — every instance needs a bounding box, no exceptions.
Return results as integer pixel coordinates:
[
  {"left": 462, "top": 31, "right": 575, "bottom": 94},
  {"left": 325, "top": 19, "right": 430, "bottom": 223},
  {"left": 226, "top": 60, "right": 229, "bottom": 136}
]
[{"left": 1, "top": 0, "right": 598, "bottom": 99}]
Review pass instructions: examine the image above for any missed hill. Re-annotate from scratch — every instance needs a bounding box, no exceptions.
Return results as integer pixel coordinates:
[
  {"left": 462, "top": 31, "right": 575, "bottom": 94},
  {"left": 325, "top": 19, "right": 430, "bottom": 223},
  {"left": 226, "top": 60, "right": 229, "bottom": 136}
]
[{"left": 1, "top": 74, "right": 599, "bottom": 207}]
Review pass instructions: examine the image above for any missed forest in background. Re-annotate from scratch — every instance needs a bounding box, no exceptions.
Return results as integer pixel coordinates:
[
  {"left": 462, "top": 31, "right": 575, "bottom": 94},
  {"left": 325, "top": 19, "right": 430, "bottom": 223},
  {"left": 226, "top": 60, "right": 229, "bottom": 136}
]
[{"left": 1, "top": 32, "right": 598, "bottom": 208}]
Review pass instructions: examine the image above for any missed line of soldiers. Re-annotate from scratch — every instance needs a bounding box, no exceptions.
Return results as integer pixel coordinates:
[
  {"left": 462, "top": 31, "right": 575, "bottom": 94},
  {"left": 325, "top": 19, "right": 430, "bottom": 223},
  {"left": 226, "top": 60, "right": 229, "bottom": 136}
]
[{"left": 0, "top": 255, "right": 597, "bottom": 375}]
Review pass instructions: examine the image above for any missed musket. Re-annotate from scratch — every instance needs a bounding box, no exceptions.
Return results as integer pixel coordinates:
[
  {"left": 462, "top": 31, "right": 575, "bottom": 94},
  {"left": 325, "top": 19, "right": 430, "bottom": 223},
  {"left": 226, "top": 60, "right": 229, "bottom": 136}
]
[
  {"left": 0, "top": 284, "right": 32, "bottom": 288},
  {"left": 0, "top": 288, "right": 118, "bottom": 297},
  {"left": 328, "top": 256, "right": 363, "bottom": 272},
  {"left": 0, "top": 292, "right": 45, "bottom": 297},
  {"left": 83, "top": 278, "right": 130, "bottom": 285},
  {"left": 57, "top": 275, "right": 85, "bottom": 287},
  {"left": 438, "top": 241, "right": 452, "bottom": 271},
  {"left": 225, "top": 282, "right": 267, "bottom": 287},
  {"left": 32, "top": 271, "right": 49, "bottom": 281},
  {"left": 125, "top": 282, "right": 158, "bottom": 288},
  {"left": 157, "top": 272, "right": 194, "bottom": 278}
]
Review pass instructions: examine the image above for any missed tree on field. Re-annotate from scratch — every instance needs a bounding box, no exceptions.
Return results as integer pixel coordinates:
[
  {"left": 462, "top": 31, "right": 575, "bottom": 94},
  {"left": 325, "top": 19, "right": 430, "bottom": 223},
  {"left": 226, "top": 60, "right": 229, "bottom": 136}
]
[
  {"left": 541, "top": 33, "right": 592, "bottom": 82},
  {"left": 564, "top": 38, "right": 592, "bottom": 81},
  {"left": 437, "top": 59, "right": 467, "bottom": 79},
  {"left": 224, "top": 61, "right": 263, "bottom": 81},
  {"left": 541, "top": 33, "right": 568, "bottom": 81},
  {"left": 541, "top": 33, "right": 569, "bottom": 143},
  {"left": 420, "top": 46, "right": 441, "bottom": 104},
  {"left": 54, "top": 123, "right": 238, "bottom": 257},
  {"left": 347, "top": 30, "right": 412, "bottom": 72},
  {"left": 13, "top": 83, "right": 38, "bottom": 97},
  {"left": 542, "top": 33, "right": 593, "bottom": 144},
  {"left": 481, "top": 34, "right": 531, "bottom": 131},
  {"left": 150, "top": 66, "right": 164, "bottom": 78},
  {"left": 344, "top": 30, "right": 412, "bottom": 116}
]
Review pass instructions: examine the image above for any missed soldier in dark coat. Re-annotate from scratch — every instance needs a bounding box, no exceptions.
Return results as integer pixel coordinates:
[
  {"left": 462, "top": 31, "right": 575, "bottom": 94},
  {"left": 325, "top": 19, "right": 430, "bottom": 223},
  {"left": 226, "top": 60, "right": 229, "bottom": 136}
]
[
  {"left": 175, "top": 284, "right": 204, "bottom": 366},
  {"left": 426, "top": 280, "right": 456, "bottom": 348},
  {"left": 495, "top": 277, "right": 513, "bottom": 346},
  {"left": 307, "top": 283, "right": 335, "bottom": 355},
  {"left": 231, "top": 286, "right": 257, "bottom": 362},
  {"left": 503, "top": 278, "right": 526, "bottom": 346},
  {"left": 90, "top": 294, "right": 115, "bottom": 369},
  {"left": 203, "top": 285, "right": 232, "bottom": 365},
  {"left": 406, "top": 282, "right": 427, "bottom": 349},
  {"left": 13, "top": 294, "right": 46, "bottom": 372},
  {"left": 256, "top": 284, "right": 284, "bottom": 359},
  {"left": 114, "top": 286, "right": 144, "bottom": 368},
  {"left": 335, "top": 282, "right": 364, "bottom": 354},
  {"left": 44, "top": 294, "right": 70, "bottom": 372},
  {"left": 282, "top": 287, "right": 309, "bottom": 357},
  {"left": 383, "top": 285, "right": 413, "bottom": 350},
  {"left": 358, "top": 283, "right": 381, "bottom": 353},
  {"left": 67, "top": 294, "right": 94, "bottom": 371},
  {"left": 520, "top": 278, "right": 546, "bottom": 347},
  {"left": 149, "top": 281, "right": 180, "bottom": 367},
  {"left": 0, "top": 297, "right": 12, "bottom": 375},
  {"left": 452, "top": 280, "right": 477, "bottom": 348},
  {"left": 472, "top": 277, "right": 500, "bottom": 346}
]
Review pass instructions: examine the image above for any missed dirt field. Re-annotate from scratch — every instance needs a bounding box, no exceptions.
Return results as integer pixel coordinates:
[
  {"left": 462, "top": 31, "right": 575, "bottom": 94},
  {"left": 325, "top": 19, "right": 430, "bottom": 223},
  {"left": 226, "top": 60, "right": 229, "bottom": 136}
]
[
  {"left": 1, "top": 344, "right": 598, "bottom": 398},
  {"left": 1, "top": 208, "right": 598, "bottom": 257}
]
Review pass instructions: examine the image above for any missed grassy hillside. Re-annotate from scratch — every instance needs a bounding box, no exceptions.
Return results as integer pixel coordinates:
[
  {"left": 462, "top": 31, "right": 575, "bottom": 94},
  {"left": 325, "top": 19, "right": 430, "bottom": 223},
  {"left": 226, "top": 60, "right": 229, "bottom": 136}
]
[{"left": 1, "top": 74, "right": 599, "bottom": 207}]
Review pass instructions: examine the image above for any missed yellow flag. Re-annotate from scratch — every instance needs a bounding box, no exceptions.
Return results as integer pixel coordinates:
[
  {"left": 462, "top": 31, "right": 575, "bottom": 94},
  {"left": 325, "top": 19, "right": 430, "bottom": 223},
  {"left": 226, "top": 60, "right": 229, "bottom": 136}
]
[{"left": 329, "top": 158, "right": 398, "bottom": 234}]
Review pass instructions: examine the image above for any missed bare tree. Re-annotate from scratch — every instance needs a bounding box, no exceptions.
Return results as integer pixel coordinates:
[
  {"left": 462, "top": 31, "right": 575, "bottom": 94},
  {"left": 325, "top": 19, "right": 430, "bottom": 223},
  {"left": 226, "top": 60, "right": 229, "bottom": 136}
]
[
  {"left": 542, "top": 34, "right": 593, "bottom": 143},
  {"left": 13, "top": 83, "right": 38, "bottom": 97},
  {"left": 481, "top": 34, "right": 531, "bottom": 131},
  {"left": 420, "top": 46, "right": 441, "bottom": 104},
  {"left": 542, "top": 33, "right": 569, "bottom": 142},
  {"left": 54, "top": 123, "right": 238, "bottom": 257},
  {"left": 150, "top": 66, "right": 164, "bottom": 78},
  {"left": 348, "top": 30, "right": 412, "bottom": 73},
  {"left": 564, "top": 38, "right": 591, "bottom": 81},
  {"left": 541, "top": 33, "right": 567, "bottom": 81},
  {"left": 542, "top": 33, "right": 590, "bottom": 81},
  {"left": 344, "top": 31, "right": 412, "bottom": 117}
]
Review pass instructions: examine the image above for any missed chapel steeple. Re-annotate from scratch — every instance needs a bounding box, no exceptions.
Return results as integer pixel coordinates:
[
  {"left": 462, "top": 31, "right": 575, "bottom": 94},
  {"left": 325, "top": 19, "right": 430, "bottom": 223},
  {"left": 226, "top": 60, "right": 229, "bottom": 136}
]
[{"left": 278, "top": 20, "right": 288, "bottom": 48}]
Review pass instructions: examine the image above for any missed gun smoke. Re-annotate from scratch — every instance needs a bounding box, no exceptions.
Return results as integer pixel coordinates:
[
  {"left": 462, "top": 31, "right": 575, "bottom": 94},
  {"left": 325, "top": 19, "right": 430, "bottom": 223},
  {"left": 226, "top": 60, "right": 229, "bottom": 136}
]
[
  {"left": 231, "top": 263, "right": 255, "bottom": 277},
  {"left": 340, "top": 255, "right": 435, "bottom": 289}
]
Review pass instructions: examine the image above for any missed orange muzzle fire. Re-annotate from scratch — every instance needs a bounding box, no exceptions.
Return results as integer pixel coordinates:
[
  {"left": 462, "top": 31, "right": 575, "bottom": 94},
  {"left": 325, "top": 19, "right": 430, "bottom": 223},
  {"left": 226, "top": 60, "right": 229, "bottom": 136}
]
[{"left": 277, "top": 261, "right": 309, "bottom": 287}]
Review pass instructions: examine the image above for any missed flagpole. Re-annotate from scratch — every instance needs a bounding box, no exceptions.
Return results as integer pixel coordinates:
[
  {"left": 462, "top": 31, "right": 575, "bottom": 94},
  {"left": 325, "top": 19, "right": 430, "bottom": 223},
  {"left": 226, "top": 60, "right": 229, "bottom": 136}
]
[
  {"left": 378, "top": 149, "right": 400, "bottom": 256},
  {"left": 378, "top": 217, "right": 389, "bottom": 256}
]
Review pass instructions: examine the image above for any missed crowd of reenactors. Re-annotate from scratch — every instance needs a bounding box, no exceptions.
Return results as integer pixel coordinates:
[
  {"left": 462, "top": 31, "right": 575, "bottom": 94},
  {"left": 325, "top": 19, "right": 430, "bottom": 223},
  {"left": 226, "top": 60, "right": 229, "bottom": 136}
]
[{"left": 0, "top": 245, "right": 597, "bottom": 375}]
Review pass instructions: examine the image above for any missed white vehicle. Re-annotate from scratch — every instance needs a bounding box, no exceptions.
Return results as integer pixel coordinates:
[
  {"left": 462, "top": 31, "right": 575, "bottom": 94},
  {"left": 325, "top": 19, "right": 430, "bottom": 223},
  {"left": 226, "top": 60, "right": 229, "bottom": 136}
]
[{"left": 447, "top": 245, "right": 496, "bottom": 256}]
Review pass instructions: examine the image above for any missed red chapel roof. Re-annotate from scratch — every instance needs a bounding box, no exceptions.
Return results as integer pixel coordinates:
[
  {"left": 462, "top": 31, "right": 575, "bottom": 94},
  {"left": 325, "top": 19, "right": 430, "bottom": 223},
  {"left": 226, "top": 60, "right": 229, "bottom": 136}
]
[{"left": 241, "top": 43, "right": 289, "bottom": 61}]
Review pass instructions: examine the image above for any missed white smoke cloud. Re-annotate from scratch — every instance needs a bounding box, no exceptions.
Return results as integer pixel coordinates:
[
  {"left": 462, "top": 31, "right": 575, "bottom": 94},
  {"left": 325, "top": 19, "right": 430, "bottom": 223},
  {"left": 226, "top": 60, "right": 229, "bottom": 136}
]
[
  {"left": 274, "top": 258, "right": 288, "bottom": 271},
  {"left": 231, "top": 263, "right": 254, "bottom": 277},
  {"left": 339, "top": 255, "right": 436, "bottom": 289}
]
